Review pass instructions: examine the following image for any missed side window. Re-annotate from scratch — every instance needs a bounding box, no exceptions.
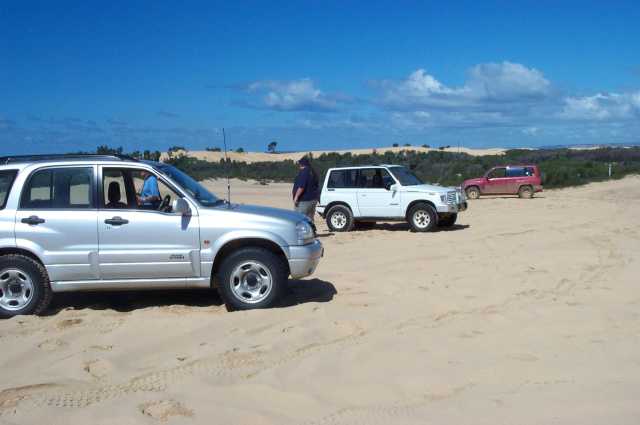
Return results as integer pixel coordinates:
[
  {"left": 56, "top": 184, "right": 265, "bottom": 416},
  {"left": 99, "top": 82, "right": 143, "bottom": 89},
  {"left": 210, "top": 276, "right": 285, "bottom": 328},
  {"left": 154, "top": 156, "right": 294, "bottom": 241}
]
[
  {"left": 358, "top": 168, "right": 391, "bottom": 189},
  {"left": 0, "top": 170, "right": 18, "bottom": 210},
  {"left": 487, "top": 168, "right": 506, "bottom": 179},
  {"left": 524, "top": 167, "right": 534, "bottom": 176},
  {"left": 506, "top": 167, "right": 525, "bottom": 177},
  {"left": 328, "top": 169, "right": 358, "bottom": 189},
  {"left": 21, "top": 167, "right": 94, "bottom": 209},
  {"left": 103, "top": 168, "right": 181, "bottom": 212}
]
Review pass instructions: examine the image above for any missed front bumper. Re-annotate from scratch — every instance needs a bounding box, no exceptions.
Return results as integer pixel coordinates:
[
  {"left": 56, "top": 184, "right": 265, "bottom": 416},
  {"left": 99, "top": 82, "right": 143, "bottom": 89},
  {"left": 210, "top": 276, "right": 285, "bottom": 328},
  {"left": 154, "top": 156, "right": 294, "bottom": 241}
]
[
  {"left": 436, "top": 201, "right": 468, "bottom": 213},
  {"left": 288, "top": 239, "right": 324, "bottom": 279}
]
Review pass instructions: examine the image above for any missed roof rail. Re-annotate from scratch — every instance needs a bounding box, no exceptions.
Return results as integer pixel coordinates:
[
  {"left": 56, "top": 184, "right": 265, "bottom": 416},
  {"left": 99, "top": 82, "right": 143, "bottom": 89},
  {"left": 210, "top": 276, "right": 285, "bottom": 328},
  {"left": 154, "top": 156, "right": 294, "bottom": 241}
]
[{"left": 0, "top": 153, "right": 139, "bottom": 165}]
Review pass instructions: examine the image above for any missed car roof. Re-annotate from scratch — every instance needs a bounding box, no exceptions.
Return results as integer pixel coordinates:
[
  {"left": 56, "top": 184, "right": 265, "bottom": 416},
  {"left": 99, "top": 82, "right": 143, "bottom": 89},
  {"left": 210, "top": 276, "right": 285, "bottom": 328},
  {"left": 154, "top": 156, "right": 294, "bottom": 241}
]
[
  {"left": 0, "top": 154, "right": 138, "bottom": 165},
  {"left": 328, "top": 164, "right": 404, "bottom": 171}
]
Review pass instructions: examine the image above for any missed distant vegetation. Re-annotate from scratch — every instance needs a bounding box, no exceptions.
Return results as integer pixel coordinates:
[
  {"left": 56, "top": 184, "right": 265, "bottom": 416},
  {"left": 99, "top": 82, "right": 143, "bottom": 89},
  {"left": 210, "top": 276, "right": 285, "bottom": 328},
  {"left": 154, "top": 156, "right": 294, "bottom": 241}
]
[{"left": 162, "top": 147, "right": 640, "bottom": 189}]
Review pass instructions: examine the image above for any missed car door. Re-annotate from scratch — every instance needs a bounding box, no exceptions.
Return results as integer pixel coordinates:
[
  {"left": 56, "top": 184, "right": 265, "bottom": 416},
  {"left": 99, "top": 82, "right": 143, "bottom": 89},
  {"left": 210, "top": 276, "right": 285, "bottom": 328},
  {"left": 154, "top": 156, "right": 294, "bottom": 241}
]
[
  {"left": 505, "top": 166, "right": 526, "bottom": 193},
  {"left": 14, "top": 165, "right": 99, "bottom": 282},
  {"left": 323, "top": 168, "right": 360, "bottom": 214},
  {"left": 97, "top": 166, "right": 201, "bottom": 281},
  {"left": 356, "top": 168, "right": 401, "bottom": 217},
  {"left": 484, "top": 167, "right": 509, "bottom": 194}
]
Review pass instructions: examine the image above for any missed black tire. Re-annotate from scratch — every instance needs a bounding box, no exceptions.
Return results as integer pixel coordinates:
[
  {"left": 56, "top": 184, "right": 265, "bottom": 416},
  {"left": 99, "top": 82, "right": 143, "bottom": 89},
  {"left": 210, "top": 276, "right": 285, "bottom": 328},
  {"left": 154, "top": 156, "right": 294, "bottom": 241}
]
[
  {"left": 437, "top": 213, "right": 457, "bottom": 227},
  {"left": 408, "top": 203, "right": 437, "bottom": 232},
  {"left": 216, "top": 247, "right": 288, "bottom": 311},
  {"left": 518, "top": 185, "right": 534, "bottom": 199},
  {"left": 326, "top": 205, "right": 354, "bottom": 232},
  {"left": 354, "top": 221, "right": 376, "bottom": 230},
  {"left": 465, "top": 186, "right": 480, "bottom": 200},
  {"left": 0, "top": 254, "right": 52, "bottom": 318}
]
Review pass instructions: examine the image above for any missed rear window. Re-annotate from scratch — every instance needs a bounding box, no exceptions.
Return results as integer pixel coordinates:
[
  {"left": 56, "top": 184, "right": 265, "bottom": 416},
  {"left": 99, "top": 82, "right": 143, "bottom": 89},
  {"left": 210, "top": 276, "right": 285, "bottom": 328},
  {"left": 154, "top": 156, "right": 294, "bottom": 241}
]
[
  {"left": 0, "top": 170, "right": 18, "bottom": 209},
  {"left": 506, "top": 167, "right": 535, "bottom": 177},
  {"left": 21, "top": 167, "right": 94, "bottom": 209},
  {"left": 327, "top": 169, "right": 358, "bottom": 188}
]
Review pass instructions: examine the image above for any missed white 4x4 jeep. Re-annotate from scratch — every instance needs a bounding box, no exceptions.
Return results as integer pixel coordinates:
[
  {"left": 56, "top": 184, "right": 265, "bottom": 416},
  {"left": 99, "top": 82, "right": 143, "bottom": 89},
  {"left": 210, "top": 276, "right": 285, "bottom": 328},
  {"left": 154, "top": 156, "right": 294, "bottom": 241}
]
[{"left": 316, "top": 165, "right": 467, "bottom": 232}]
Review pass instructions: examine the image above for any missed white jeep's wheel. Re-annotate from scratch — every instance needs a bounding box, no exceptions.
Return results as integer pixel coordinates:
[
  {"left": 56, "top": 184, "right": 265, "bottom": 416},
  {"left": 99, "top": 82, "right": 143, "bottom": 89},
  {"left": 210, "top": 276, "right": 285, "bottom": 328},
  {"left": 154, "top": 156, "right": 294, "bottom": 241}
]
[
  {"left": 408, "top": 203, "right": 437, "bottom": 232},
  {"left": 326, "top": 205, "right": 354, "bottom": 232}
]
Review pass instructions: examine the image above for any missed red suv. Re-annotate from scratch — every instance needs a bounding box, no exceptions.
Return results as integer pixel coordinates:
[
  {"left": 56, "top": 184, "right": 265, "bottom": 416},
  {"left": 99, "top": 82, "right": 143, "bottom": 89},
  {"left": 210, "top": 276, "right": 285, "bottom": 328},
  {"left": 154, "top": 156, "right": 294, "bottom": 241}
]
[{"left": 462, "top": 165, "right": 542, "bottom": 199}]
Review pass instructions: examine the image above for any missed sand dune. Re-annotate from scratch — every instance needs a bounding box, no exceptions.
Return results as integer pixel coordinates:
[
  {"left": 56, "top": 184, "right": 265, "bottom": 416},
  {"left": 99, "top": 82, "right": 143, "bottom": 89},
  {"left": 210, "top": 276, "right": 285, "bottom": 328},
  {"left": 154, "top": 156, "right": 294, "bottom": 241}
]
[
  {"left": 162, "top": 145, "right": 507, "bottom": 163},
  {"left": 1, "top": 176, "right": 640, "bottom": 424}
]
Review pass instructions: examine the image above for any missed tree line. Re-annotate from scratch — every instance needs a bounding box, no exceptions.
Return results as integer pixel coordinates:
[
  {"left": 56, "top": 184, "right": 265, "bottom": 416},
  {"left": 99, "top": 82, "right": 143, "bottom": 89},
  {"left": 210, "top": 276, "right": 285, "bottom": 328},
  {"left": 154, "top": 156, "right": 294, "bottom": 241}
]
[{"left": 160, "top": 147, "right": 640, "bottom": 189}]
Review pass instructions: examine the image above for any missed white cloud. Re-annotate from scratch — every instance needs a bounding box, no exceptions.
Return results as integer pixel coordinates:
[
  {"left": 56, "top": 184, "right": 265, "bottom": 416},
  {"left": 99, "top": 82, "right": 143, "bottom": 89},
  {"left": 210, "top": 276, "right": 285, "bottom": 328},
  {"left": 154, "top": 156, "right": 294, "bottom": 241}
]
[
  {"left": 466, "top": 62, "right": 551, "bottom": 101},
  {"left": 376, "top": 61, "right": 552, "bottom": 111},
  {"left": 522, "top": 126, "right": 540, "bottom": 136},
  {"left": 244, "top": 79, "right": 347, "bottom": 112},
  {"left": 558, "top": 91, "right": 640, "bottom": 120}
]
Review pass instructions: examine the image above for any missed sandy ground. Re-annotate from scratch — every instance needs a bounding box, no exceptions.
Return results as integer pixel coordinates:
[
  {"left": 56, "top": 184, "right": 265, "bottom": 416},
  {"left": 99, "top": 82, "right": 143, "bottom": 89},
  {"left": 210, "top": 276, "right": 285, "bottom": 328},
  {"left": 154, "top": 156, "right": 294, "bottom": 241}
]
[
  {"left": 162, "top": 145, "right": 507, "bottom": 163},
  {"left": 1, "top": 176, "right": 640, "bottom": 424}
]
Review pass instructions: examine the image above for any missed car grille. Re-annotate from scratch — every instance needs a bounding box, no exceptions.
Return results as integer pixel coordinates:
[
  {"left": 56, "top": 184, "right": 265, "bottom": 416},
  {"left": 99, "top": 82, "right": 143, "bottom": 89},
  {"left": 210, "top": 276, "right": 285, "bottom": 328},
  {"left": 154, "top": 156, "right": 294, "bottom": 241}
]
[{"left": 447, "top": 191, "right": 457, "bottom": 204}]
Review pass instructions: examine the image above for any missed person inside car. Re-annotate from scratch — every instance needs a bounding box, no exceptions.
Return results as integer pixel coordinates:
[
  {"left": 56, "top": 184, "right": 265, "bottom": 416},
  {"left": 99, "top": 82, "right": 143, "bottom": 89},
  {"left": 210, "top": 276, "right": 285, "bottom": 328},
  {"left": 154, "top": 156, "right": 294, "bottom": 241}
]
[
  {"left": 137, "top": 170, "right": 161, "bottom": 209},
  {"left": 106, "top": 181, "right": 128, "bottom": 208}
]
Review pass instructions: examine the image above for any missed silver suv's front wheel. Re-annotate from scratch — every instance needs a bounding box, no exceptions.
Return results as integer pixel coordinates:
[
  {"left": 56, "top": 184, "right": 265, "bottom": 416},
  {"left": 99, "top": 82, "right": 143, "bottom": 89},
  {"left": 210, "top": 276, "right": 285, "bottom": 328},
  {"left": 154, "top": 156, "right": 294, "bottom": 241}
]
[{"left": 217, "top": 247, "right": 287, "bottom": 311}]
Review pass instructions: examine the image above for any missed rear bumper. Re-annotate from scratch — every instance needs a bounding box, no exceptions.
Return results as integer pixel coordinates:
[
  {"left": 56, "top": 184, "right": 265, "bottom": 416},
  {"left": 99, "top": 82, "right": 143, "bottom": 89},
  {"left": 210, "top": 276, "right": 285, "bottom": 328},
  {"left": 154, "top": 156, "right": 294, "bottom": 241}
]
[{"left": 288, "top": 239, "right": 324, "bottom": 279}]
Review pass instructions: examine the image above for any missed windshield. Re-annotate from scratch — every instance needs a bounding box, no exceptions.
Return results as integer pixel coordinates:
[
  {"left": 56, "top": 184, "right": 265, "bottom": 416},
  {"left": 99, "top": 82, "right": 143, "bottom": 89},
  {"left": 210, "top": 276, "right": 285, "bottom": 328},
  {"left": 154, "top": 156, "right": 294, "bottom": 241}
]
[
  {"left": 388, "top": 167, "right": 423, "bottom": 186},
  {"left": 152, "top": 163, "right": 223, "bottom": 207}
]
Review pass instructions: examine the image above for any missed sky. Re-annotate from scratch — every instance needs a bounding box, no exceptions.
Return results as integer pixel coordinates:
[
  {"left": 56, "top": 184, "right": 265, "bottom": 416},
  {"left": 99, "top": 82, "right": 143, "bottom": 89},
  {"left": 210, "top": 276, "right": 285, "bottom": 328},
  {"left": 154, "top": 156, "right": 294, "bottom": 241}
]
[{"left": 1, "top": 0, "right": 639, "bottom": 154}]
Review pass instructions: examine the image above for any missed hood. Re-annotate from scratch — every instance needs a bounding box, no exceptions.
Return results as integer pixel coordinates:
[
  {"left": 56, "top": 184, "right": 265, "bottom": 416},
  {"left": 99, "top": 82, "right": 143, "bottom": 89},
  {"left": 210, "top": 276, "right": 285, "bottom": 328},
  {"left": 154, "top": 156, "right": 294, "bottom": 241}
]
[
  {"left": 403, "top": 183, "right": 452, "bottom": 194},
  {"left": 205, "top": 202, "right": 306, "bottom": 224},
  {"left": 462, "top": 177, "right": 486, "bottom": 187}
]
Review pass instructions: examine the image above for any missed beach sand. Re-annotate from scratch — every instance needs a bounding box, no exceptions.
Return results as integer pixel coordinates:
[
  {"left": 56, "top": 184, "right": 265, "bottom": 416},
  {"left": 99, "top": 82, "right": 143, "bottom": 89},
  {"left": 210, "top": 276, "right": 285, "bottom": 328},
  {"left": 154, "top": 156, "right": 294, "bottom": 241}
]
[
  {"left": 162, "top": 145, "right": 507, "bottom": 163},
  {"left": 1, "top": 176, "right": 639, "bottom": 424}
]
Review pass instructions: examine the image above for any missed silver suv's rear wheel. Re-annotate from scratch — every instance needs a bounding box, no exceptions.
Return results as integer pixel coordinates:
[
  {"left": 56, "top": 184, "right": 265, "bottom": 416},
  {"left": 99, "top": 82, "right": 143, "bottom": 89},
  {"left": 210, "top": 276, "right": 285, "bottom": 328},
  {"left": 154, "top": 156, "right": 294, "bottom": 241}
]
[
  {"left": 0, "top": 269, "right": 35, "bottom": 311},
  {"left": 0, "top": 255, "right": 52, "bottom": 318},
  {"left": 217, "top": 247, "right": 287, "bottom": 311}
]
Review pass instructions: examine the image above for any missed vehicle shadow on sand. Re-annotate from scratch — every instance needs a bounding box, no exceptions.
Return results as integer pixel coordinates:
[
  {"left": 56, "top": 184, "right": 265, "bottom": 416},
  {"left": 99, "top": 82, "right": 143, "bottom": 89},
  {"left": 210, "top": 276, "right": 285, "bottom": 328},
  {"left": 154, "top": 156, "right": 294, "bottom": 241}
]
[
  {"left": 354, "top": 223, "right": 470, "bottom": 232},
  {"left": 281, "top": 278, "right": 337, "bottom": 307},
  {"left": 43, "top": 279, "right": 337, "bottom": 315}
]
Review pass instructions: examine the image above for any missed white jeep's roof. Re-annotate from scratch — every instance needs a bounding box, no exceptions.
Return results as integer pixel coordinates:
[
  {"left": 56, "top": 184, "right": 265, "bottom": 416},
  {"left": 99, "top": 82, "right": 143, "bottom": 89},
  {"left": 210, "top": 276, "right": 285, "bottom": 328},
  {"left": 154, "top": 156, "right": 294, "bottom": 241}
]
[{"left": 327, "top": 164, "right": 404, "bottom": 171}]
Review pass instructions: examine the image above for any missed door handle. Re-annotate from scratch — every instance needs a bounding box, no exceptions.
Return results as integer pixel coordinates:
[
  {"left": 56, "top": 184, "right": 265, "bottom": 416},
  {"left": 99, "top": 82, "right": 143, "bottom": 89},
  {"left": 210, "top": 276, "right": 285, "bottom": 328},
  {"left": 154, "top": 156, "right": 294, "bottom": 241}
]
[
  {"left": 327, "top": 188, "right": 335, "bottom": 191},
  {"left": 21, "top": 215, "right": 45, "bottom": 225},
  {"left": 104, "top": 216, "right": 129, "bottom": 226}
]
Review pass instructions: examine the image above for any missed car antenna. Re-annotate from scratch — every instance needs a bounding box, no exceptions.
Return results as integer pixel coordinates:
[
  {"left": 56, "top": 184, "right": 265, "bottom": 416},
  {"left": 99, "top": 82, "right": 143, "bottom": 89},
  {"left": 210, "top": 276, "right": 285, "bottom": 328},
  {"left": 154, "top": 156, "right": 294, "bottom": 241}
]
[{"left": 222, "top": 127, "right": 232, "bottom": 208}]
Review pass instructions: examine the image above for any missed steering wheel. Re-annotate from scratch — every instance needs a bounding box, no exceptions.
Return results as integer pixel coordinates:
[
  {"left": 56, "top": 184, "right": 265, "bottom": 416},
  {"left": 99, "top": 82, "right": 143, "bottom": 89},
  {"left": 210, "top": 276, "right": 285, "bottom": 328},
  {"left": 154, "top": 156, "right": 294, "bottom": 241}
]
[{"left": 159, "top": 194, "right": 172, "bottom": 212}]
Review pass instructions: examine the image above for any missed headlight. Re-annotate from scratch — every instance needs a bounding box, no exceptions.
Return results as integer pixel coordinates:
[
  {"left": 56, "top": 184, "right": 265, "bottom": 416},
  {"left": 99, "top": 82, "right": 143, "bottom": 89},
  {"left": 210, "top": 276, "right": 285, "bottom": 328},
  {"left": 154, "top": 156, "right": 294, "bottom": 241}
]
[{"left": 296, "top": 220, "right": 315, "bottom": 244}]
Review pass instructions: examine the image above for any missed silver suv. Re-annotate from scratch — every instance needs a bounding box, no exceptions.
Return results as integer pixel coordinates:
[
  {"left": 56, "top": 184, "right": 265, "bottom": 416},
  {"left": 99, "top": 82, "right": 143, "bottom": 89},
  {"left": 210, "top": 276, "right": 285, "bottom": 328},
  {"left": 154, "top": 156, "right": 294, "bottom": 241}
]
[{"left": 0, "top": 154, "right": 323, "bottom": 317}]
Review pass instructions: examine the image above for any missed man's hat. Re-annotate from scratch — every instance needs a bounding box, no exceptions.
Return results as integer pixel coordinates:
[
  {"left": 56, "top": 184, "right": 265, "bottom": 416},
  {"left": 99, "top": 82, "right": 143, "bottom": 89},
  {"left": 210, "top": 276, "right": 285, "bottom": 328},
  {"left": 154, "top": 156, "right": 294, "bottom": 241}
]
[{"left": 298, "top": 157, "right": 310, "bottom": 166}]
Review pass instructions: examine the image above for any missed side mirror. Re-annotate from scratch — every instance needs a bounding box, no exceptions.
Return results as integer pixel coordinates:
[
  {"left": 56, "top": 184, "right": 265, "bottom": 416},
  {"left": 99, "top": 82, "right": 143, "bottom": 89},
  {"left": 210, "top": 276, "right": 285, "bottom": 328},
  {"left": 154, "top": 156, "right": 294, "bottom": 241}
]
[
  {"left": 172, "top": 198, "right": 191, "bottom": 215},
  {"left": 389, "top": 184, "right": 399, "bottom": 192}
]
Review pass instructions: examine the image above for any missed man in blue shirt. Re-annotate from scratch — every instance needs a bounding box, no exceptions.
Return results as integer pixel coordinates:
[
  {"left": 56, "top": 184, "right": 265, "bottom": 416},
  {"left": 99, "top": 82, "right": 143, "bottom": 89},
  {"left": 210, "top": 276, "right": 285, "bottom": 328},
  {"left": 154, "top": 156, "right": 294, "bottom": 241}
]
[
  {"left": 292, "top": 157, "right": 319, "bottom": 222},
  {"left": 137, "top": 171, "right": 161, "bottom": 209}
]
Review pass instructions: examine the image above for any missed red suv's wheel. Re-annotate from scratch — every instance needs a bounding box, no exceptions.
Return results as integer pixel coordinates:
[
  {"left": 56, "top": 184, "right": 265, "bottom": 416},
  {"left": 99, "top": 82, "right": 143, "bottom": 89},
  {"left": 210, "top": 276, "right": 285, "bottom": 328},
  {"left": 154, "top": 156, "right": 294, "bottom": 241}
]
[
  {"left": 518, "top": 185, "right": 533, "bottom": 198},
  {"left": 465, "top": 186, "right": 480, "bottom": 200}
]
